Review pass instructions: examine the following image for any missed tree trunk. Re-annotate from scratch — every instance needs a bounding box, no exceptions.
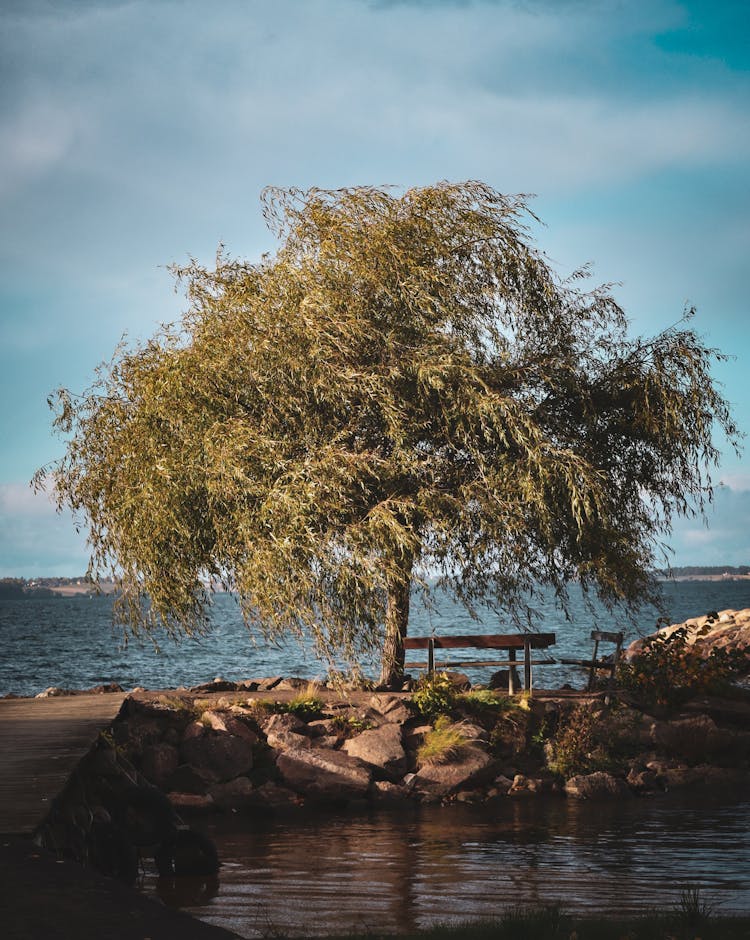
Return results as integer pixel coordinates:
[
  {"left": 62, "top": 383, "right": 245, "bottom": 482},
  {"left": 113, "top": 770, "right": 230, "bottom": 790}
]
[{"left": 379, "top": 558, "right": 413, "bottom": 688}]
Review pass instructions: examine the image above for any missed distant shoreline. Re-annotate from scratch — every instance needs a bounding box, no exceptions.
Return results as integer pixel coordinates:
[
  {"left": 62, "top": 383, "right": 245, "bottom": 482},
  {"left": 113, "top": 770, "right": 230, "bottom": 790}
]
[{"left": 3, "top": 571, "right": 750, "bottom": 601}]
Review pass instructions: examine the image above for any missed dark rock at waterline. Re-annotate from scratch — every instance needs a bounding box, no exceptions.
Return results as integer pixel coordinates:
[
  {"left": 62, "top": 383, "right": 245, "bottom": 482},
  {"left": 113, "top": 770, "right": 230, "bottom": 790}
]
[
  {"left": 155, "top": 827, "right": 220, "bottom": 877},
  {"left": 88, "top": 817, "right": 138, "bottom": 885}
]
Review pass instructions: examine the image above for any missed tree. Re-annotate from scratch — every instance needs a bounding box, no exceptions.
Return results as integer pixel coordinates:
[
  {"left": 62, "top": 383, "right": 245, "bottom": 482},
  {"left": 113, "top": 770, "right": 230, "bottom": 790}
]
[{"left": 40, "top": 182, "right": 739, "bottom": 686}]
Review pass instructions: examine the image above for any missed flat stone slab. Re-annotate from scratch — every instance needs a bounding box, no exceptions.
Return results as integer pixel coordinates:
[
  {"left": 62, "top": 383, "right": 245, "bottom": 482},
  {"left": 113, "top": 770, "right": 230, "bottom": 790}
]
[{"left": 0, "top": 692, "right": 126, "bottom": 834}]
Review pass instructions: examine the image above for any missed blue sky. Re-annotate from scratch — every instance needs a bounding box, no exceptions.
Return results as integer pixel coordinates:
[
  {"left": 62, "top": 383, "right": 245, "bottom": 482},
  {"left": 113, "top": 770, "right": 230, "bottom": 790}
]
[{"left": 1, "top": 0, "right": 748, "bottom": 576}]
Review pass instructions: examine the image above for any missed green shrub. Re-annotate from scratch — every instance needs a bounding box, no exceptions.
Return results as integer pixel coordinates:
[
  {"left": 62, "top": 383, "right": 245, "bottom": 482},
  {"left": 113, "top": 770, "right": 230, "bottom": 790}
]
[{"left": 411, "top": 672, "right": 457, "bottom": 721}]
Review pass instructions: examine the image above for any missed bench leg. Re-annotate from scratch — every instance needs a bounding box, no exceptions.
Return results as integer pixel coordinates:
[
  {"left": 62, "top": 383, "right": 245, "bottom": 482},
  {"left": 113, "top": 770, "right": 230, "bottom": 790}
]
[
  {"left": 427, "top": 637, "right": 435, "bottom": 675},
  {"left": 508, "top": 648, "right": 518, "bottom": 695},
  {"left": 524, "top": 638, "right": 532, "bottom": 693}
]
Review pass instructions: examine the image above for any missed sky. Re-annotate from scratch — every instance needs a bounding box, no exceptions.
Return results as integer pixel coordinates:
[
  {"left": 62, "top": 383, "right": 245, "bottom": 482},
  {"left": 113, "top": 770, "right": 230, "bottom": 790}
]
[{"left": 0, "top": 0, "right": 748, "bottom": 577}]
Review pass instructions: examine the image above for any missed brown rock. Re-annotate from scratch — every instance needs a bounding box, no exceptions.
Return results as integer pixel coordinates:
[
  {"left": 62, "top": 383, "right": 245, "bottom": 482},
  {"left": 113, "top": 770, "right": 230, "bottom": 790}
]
[
  {"left": 261, "top": 712, "right": 311, "bottom": 750},
  {"left": 276, "top": 744, "right": 372, "bottom": 801},
  {"left": 209, "top": 777, "right": 255, "bottom": 810},
  {"left": 369, "top": 780, "right": 412, "bottom": 803},
  {"left": 369, "top": 694, "right": 413, "bottom": 725},
  {"left": 564, "top": 771, "right": 631, "bottom": 800},
  {"left": 140, "top": 743, "right": 179, "bottom": 787},
  {"left": 245, "top": 780, "right": 302, "bottom": 808},
  {"left": 201, "top": 710, "right": 259, "bottom": 745},
  {"left": 412, "top": 746, "right": 495, "bottom": 799},
  {"left": 650, "top": 715, "right": 744, "bottom": 763},
  {"left": 167, "top": 792, "right": 215, "bottom": 812},
  {"left": 180, "top": 729, "right": 253, "bottom": 781},
  {"left": 342, "top": 724, "right": 407, "bottom": 780},
  {"left": 166, "top": 764, "right": 215, "bottom": 794}
]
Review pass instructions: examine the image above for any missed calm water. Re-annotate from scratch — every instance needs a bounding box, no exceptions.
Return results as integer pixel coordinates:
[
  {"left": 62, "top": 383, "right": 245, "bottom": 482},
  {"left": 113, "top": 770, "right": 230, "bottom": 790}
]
[
  {"left": 142, "top": 797, "right": 750, "bottom": 937},
  {"left": 2, "top": 581, "right": 750, "bottom": 697}
]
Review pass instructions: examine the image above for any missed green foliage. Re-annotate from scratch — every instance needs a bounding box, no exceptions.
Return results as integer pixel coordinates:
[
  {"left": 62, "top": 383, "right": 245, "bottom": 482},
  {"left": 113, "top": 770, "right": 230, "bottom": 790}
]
[
  {"left": 40, "top": 182, "right": 739, "bottom": 682},
  {"left": 410, "top": 672, "right": 458, "bottom": 721},
  {"left": 617, "top": 627, "right": 748, "bottom": 711},
  {"left": 266, "top": 695, "right": 325, "bottom": 721},
  {"left": 417, "top": 715, "right": 468, "bottom": 766}
]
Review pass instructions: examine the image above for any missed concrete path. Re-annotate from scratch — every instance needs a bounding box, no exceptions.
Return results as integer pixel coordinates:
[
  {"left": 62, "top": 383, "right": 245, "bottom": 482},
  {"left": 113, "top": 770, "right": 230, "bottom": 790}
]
[{"left": 0, "top": 692, "right": 126, "bottom": 835}]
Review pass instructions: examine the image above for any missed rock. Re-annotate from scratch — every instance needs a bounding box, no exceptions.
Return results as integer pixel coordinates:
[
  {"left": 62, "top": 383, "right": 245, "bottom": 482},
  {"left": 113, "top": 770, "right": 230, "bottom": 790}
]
[
  {"left": 443, "top": 672, "right": 472, "bottom": 691},
  {"left": 369, "top": 780, "right": 412, "bottom": 803},
  {"left": 256, "top": 676, "right": 284, "bottom": 691},
  {"left": 245, "top": 781, "right": 302, "bottom": 808},
  {"left": 190, "top": 678, "right": 239, "bottom": 692},
  {"left": 35, "top": 686, "right": 74, "bottom": 698},
  {"left": 626, "top": 608, "right": 750, "bottom": 669},
  {"left": 493, "top": 774, "right": 514, "bottom": 794},
  {"left": 369, "top": 694, "right": 413, "bottom": 724},
  {"left": 402, "top": 724, "right": 432, "bottom": 753},
  {"left": 342, "top": 724, "right": 407, "bottom": 780},
  {"left": 276, "top": 744, "right": 372, "bottom": 801},
  {"left": 167, "top": 792, "right": 215, "bottom": 812},
  {"left": 140, "top": 743, "right": 179, "bottom": 788},
  {"left": 564, "top": 771, "right": 631, "bottom": 800},
  {"left": 454, "top": 721, "right": 489, "bottom": 744},
  {"left": 412, "top": 746, "right": 496, "bottom": 799},
  {"left": 650, "top": 714, "right": 745, "bottom": 764},
  {"left": 155, "top": 828, "right": 219, "bottom": 876},
  {"left": 656, "top": 764, "right": 747, "bottom": 791},
  {"left": 180, "top": 728, "right": 253, "bottom": 781},
  {"left": 166, "top": 763, "right": 215, "bottom": 794},
  {"left": 209, "top": 776, "right": 255, "bottom": 810},
  {"left": 200, "top": 710, "right": 259, "bottom": 745},
  {"left": 261, "top": 712, "right": 312, "bottom": 750},
  {"left": 306, "top": 718, "right": 343, "bottom": 738}
]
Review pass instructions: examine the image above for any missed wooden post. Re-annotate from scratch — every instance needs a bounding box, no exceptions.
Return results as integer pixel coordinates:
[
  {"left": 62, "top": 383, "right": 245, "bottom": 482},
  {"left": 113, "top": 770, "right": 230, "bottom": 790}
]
[
  {"left": 427, "top": 637, "right": 435, "bottom": 675},
  {"left": 587, "top": 634, "right": 600, "bottom": 691},
  {"left": 508, "top": 648, "right": 517, "bottom": 695},
  {"left": 523, "top": 637, "right": 532, "bottom": 693}
]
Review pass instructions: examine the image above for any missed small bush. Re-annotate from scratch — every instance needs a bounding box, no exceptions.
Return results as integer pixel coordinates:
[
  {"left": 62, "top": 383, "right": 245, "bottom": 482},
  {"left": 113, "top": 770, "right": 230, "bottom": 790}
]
[
  {"left": 411, "top": 672, "right": 457, "bottom": 721},
  {"left": 544, "top": 703, "right": 613, "bottom": 777},
  {"left": 417, "top": 716, "right": 468, "bottom": 765}
]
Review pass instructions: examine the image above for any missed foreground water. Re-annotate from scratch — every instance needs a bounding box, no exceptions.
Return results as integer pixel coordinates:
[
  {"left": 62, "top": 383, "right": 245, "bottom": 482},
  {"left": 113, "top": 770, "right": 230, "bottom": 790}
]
[
  {"left": 3, "top": 580, "right": 750, "bottom": 697},
  {"left": 141, "top": 796, "right": 750, "bottom": 937}
]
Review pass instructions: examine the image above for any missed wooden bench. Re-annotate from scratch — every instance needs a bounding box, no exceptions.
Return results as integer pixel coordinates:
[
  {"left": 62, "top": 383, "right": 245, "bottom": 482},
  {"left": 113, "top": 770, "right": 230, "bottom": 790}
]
[
  {"left": 559, "top": 630, "right": 624, "bottom": 692},
  {"left": 403, "top": 633, "right": 556, "bottom": 695}
]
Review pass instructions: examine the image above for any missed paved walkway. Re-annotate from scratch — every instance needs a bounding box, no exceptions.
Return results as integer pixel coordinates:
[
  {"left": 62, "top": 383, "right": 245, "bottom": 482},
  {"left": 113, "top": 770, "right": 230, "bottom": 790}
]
[{"left": 0, "top": 692, "right": 126, "bottom": 835}]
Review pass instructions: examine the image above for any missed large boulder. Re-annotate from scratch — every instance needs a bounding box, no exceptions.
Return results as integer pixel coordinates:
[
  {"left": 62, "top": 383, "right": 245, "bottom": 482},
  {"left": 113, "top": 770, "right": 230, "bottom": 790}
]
[
  {"left": 342, "top": 723, "right": 407, "bottom": 780},
  {"left": 412, "top": 746, "right": 496, "bottom": 800},
  {"left": 369, "top": 694, "right": 413, "bottom": 725},
  {"left": 261, "top": 712, "right": 312, "bottom": 750},
  {"left": 276, "top": 745, "right": 372, "bottom": 801},
  {"left": 140, "top": 742, "right": 179, "bottom": 788},
  {"left": 650, "top": 714, "right": 748, "bottom": 764},
  {"left": 180, "top": 726, "right": 253, "bottom": 781}
]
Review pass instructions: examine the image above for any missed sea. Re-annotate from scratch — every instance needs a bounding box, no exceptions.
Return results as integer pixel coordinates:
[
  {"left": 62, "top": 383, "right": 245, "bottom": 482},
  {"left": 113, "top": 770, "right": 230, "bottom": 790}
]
[{"left": 2, "top": 579, "right": 750, "bottom": 698}]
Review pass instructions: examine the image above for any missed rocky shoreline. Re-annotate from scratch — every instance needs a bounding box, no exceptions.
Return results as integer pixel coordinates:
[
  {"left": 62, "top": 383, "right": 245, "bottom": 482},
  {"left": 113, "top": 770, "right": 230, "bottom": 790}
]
[{"left": 28, "top": 608, "right": 750, "bottom": 884}]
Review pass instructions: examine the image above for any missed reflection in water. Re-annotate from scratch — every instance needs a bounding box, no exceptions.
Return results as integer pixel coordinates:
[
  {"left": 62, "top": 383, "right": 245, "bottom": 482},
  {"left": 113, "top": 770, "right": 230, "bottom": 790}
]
[
  {"left": 157, "top": 875, "right": 220, "bottom": 908},
  {"left": 142, "top": 794, "right": 750, "bottom": 938}
]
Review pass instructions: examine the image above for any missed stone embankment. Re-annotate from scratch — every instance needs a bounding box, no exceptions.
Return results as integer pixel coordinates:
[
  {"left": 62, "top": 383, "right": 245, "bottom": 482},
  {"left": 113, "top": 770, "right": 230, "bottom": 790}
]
[
  {"left": 626, "top": 607, "right": 750, "bottom": 661},
  {"left": 39, "top": 676, "right": 750, "bottom": 851}
]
